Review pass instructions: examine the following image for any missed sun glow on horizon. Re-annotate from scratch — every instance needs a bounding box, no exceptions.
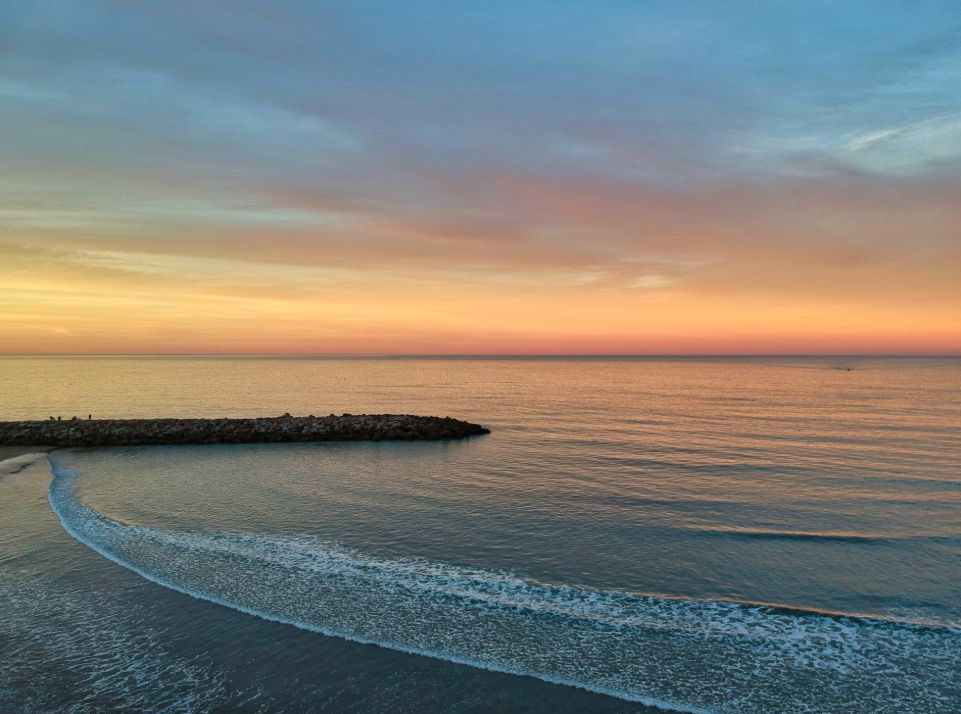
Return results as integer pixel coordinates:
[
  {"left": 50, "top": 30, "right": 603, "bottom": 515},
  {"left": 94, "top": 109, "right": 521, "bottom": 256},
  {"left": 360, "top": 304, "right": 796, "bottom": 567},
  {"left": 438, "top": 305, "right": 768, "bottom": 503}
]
[{"left": 1, "top": 2, "right": 959, "bottom": 355}]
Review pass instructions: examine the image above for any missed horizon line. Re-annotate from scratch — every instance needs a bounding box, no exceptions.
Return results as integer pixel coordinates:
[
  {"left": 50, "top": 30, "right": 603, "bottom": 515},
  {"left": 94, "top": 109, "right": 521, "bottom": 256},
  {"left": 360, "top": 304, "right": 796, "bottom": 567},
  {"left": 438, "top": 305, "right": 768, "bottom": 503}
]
[{"left": 1, "top": 353, "right": 959, "bottom": 359}]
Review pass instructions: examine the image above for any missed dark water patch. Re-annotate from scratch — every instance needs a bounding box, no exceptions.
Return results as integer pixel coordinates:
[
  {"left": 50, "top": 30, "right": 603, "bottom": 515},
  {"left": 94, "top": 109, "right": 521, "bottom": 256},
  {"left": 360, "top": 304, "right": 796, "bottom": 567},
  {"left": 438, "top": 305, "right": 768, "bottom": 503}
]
[{"left": 684, "top": 526, "right": 960, "bottom": 545}]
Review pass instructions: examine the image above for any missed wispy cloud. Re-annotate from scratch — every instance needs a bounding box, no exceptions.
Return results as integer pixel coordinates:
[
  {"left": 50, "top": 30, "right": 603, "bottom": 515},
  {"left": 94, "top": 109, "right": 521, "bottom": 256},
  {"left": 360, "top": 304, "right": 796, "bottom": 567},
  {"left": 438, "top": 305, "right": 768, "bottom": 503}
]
[{"left": 1, "top": 1, "right": 959, "bottom": 353}]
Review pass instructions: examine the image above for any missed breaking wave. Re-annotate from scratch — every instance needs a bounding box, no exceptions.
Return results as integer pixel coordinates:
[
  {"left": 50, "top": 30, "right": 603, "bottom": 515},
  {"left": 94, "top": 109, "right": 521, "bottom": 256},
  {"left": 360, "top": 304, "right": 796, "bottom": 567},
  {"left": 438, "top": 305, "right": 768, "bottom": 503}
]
[{"left": 48, "top": 454, "right": 961, "bottom": 714}]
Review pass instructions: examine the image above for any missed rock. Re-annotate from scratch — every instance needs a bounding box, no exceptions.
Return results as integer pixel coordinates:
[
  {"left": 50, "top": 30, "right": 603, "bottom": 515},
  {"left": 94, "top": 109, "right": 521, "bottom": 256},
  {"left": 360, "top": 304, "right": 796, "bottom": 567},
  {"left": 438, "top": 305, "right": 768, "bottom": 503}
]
[{"left": 0, "top": 414, "right": 490, "bottom": 448}]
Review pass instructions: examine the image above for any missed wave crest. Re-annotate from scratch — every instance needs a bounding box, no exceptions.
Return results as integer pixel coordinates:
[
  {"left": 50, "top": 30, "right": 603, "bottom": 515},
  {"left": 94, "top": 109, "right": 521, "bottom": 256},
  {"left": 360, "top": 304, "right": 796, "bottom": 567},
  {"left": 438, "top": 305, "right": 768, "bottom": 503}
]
[{"left": 48, "top": 454, "right": 961, "bottom": 714}]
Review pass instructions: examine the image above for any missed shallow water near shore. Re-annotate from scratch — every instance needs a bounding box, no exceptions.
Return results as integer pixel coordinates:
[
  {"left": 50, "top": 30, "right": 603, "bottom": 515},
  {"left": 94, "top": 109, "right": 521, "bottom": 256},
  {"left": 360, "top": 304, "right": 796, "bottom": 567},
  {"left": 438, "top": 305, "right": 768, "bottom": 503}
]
[{"left": 2, "top": 356, "right": 960, "bottom": 712}]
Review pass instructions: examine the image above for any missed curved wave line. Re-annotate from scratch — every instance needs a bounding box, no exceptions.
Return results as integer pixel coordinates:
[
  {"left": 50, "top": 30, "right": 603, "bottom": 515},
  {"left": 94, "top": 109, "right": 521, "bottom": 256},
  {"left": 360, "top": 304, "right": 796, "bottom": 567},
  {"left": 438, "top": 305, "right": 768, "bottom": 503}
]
[
  {"left": 46, "top": 454, "right": 716, "bottom": 714},
  {"left": 46, "top": 453, "right": 961, "bottom": 714}
]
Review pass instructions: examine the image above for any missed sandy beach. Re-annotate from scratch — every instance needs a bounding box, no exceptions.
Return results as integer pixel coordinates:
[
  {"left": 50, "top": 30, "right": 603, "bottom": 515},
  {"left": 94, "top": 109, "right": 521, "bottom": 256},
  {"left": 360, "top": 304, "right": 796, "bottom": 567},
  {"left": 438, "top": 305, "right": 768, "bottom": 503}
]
[{"left": 0, "top": 446, "right": 51, "bottom": 466}]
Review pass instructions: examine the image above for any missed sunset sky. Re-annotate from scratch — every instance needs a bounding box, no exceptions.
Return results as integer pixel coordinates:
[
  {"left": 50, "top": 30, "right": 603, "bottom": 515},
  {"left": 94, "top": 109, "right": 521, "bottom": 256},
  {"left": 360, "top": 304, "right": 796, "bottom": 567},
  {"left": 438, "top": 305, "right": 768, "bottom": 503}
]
[{"left": 2, "top": 1, "right": 959, "bottom": 355}]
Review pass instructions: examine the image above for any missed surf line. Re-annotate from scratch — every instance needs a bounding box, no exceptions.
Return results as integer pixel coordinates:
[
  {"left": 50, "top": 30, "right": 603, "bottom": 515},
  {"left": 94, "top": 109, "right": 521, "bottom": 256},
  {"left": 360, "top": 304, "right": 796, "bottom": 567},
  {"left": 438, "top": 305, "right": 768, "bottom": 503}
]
[
  {"left": 46, "top": 452, "right": 961, "bottom": 714},
  {"left": 44, "top": 454, "right": 718, "bottom": 713}
]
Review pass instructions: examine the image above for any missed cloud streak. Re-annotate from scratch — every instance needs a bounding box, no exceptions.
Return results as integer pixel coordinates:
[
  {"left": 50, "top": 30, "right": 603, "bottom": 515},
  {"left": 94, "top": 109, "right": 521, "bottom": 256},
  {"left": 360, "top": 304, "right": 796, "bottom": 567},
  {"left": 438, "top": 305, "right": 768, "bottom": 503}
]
[{"left": 0, "top": 1, "right": 959, "bottom": 353}]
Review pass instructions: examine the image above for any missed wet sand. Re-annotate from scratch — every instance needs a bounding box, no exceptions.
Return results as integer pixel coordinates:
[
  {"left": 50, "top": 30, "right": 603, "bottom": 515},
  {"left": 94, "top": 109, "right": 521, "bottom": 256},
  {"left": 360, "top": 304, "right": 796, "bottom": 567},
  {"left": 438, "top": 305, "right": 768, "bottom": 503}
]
[
  {"left": 0, "top": 445, "right": 52, "bottom": 462},
  {"left": 0, "top": 448, "right": 51, "bottom": 480}
]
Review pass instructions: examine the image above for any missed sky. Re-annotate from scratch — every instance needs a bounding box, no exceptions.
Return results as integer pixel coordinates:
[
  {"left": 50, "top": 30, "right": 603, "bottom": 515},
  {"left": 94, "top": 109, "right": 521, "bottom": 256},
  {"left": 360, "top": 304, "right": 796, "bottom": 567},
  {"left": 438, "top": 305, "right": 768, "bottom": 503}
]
[{"left": 1, "top": 1, "right": 959, "bottom": 355}]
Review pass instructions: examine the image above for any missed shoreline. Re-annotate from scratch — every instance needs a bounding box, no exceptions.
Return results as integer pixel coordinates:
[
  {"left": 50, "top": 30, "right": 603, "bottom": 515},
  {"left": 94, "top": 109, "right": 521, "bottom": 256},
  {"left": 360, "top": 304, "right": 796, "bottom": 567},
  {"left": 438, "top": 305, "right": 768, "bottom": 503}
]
[
  {"left": 0, "top": 447, "right": 52, "bottom": 479},
  {"left": 0, "top": 414, "right": 490, "bottom": 448},
  {"left": 0, "top": 445, "right": 53, "bottom": 462}
]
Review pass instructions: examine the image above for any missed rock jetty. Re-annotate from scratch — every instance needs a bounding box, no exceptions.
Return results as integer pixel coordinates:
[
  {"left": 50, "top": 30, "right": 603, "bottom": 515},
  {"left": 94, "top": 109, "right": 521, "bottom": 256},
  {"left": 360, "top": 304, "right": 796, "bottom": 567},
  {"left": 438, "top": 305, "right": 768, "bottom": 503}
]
[{"left": 0, "top": 414, "right": 490, "bottom": 448}]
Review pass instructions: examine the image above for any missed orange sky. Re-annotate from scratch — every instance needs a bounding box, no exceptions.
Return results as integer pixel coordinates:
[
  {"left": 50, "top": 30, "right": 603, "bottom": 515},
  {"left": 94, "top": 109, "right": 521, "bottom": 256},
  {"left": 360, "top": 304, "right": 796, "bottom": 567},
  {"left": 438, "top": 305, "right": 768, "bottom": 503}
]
[{"left": 2, "top": 3, "right": 959, "bottom": 354}]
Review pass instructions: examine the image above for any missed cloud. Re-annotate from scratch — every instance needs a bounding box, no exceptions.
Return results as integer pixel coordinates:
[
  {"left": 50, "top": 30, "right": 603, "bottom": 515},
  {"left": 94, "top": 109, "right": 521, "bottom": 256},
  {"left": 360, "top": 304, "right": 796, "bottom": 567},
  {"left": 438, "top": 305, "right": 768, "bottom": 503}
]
[{"left": 1, "top": 1, "right": 959, "bottom": 353}]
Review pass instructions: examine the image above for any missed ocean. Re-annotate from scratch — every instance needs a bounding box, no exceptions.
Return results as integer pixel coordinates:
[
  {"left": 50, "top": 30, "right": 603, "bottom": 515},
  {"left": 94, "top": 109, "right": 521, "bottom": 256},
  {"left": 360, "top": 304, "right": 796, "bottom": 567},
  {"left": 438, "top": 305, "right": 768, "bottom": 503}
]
[{"left": 1, "top": 356, "right": 959, "bottom": 713}]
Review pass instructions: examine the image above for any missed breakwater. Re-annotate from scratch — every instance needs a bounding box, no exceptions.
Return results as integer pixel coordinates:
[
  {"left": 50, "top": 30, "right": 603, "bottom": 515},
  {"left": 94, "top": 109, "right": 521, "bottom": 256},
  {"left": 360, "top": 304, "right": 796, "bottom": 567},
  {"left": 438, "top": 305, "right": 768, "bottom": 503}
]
[{"left": 0, "top": 414, "right": 490, "bottom": 447}]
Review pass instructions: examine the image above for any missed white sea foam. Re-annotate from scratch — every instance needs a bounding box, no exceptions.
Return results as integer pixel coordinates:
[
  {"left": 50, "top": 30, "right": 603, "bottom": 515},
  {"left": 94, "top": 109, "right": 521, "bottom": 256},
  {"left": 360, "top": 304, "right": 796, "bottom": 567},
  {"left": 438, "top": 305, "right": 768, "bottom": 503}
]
[{"left": 48, "top": 453, "right": 961, "bottom": 714}]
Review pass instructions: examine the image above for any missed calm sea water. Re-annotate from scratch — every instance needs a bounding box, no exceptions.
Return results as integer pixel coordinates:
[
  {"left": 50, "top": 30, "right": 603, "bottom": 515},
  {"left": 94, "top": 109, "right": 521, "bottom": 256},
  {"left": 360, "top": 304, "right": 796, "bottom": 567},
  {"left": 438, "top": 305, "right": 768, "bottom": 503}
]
[{"left": 1, "top": 357, "right": 959, "bottom": 713}]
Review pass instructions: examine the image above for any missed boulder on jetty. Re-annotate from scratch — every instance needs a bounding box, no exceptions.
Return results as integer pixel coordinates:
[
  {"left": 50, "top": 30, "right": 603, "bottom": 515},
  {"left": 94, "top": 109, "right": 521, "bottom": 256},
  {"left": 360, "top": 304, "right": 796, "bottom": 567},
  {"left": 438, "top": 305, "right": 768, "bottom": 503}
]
[{"left": 0, "top": 414, "right": 490, "bottom": 448}]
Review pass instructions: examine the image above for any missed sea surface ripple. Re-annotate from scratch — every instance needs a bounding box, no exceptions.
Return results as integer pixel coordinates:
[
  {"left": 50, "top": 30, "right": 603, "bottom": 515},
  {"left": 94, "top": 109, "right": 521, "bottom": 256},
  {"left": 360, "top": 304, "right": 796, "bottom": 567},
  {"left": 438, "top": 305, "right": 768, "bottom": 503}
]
[{"left": 49, "top": 453, "right": 961, "bottom": 714}]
